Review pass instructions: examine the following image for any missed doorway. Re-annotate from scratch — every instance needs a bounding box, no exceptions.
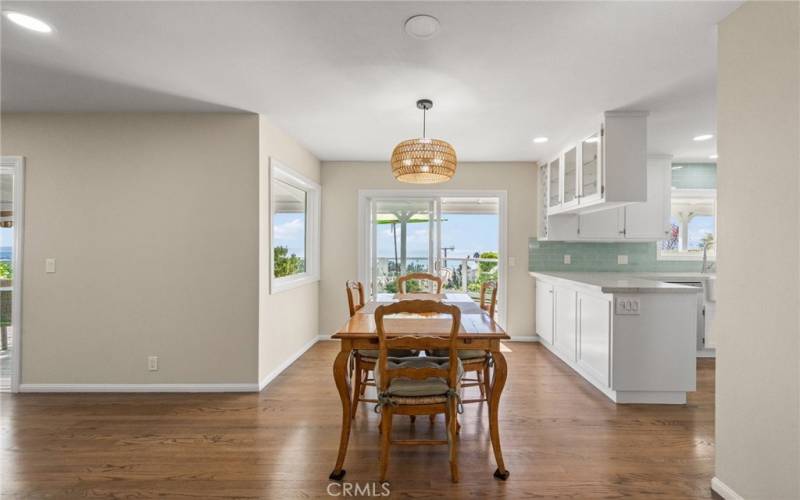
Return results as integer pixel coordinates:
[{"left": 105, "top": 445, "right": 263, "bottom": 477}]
[
  {"left": 358, "top": 190, "right": 507, "bottom": 327},
  {"left": 1, "top": 157, "right": 24, "bottom": 393}
]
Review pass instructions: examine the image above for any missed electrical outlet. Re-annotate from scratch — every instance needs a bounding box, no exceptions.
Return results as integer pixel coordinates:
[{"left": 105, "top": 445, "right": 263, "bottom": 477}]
[
  {"left": 563, "top": 254, "right": 571, "bottom": 265},
  {"left": 617, "top": 255, "right": 629, "bottom": 265},
  {"left": 148, "top": 356, "right": 158, "bottom": 371},
  {"left": 45, "top": 258, "right": 56, "bottom": 273},
  {"left": 615, "top": 297, "right": 641, "bottom": 315}
]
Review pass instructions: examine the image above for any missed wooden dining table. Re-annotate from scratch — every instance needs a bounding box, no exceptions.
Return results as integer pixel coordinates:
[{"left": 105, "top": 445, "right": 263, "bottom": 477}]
[{"left": 329, "top": 292, "right": 511, "bottom": 481}]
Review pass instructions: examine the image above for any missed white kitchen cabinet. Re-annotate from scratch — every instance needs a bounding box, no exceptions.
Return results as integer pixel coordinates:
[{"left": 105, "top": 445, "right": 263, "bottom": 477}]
[
  {"left": 532, "top": 272, "right": 698, "bottom": 404},
  {"left": 538, "top": 163, "right": 579, "bottom": 241},
  {"left": 578, "top": 207, "right": 623, "bottom": 239},
  {"left": 548, "top": 157, "right": 561, "bottom": 210},
  {"left": 577, "top": 293, "right": 612, "bottom": 387},
  {"left": 547, "top": 111, "right": 648, "bottom": 216},
  {"left": 621, "top": 156, "right": 672, "bottom": 240},
  {"left": 572, "top": 156, "right": 671, "bottom": 242},
  {"left": 535, "top": 281, "right": 554, "bottom": 345},
  {"left": 553, "top": 285, "right": 577, "bottom": 362},
  {"left": 562, "top": 146, "right": 579, "bottom": 209}
]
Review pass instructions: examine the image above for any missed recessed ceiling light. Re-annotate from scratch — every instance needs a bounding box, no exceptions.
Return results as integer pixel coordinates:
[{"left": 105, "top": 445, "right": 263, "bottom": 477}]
[
  {"left": 672, "top": 165, "right": 684, "bottom": 170},
  {"left": 693, "top": 134, "right": 714, "bottom": 142},
  {"left": 404, "top": 14, "right": 440, "bottom": 40},
  {"left": 709, "top": 154, "right": 718, "bottom": 160},
  {"left": 3, "top": 11, "right": 52, "bottom": 33},
  {"left": 584, "top": 137, "right": 599, "bottom": 144},
  {"left": 533, "top": 137, "right": 549, "bottom": 144}
]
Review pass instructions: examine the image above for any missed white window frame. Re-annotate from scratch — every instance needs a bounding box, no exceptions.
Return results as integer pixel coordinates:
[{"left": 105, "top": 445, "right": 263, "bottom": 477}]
[
  {"left": 657, "top": 188, "right": 717, "bottom": 261},
  {"left": 269, "top": 158, "right": 321, "bottom": 294}
]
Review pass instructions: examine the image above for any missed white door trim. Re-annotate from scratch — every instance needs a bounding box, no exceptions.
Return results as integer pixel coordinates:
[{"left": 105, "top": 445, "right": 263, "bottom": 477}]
[
  {"left": 1, "top": 156, "right": 24, "bottom": 393},
  {"left": 357, "top": 189, "right": 509, "bottom": 329}
]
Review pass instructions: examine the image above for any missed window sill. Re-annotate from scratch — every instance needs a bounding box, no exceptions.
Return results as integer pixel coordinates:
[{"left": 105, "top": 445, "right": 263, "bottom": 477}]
[
  {"left": 657, "top": 253, "right": 716, "bottom": 262},
  {"left": 270, "top": 273, "right": 320, "bottom": 294}
]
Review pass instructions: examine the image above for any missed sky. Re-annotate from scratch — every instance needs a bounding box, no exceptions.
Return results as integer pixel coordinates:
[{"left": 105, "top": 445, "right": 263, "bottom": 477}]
[
  {"left": 273, "top": 213, "right": 306, "bottom": 258},
  {"left": 376, "top": 213, "right": 499, "bottom": 259}
]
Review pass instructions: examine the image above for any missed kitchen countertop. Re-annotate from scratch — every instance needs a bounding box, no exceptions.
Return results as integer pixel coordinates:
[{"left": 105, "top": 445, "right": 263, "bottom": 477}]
[{"left": 530, "top": 271, "right": 705, "bottom": 294}]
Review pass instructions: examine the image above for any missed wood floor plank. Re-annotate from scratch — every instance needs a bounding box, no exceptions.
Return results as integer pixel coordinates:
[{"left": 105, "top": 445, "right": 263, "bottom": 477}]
[{"left": 1, "top": 341, "right": 716, "bottom": 499}]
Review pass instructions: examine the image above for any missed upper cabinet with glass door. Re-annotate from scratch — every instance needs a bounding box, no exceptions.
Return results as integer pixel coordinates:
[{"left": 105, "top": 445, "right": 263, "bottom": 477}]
[
  {"left": 546, "top": 111, "right": 648, "bottom": 216},
  {"left": 547, "top": 157, "right": 561, "bottom": 210}
]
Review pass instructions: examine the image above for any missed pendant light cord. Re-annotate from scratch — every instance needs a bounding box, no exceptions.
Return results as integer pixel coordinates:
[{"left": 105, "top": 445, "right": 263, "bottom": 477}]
[{"left": 422, "top": 108, "right": 427, "bottom": 138}]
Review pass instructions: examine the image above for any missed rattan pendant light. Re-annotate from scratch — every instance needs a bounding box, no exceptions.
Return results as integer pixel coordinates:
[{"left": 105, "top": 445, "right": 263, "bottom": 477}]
[{"left": 390, "top": 99, "right": 457, "bottom": 184}]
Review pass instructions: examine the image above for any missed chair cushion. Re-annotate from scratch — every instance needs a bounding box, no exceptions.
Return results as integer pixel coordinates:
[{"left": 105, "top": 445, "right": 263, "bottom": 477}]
[
  {"left": 357, "top": 349, "right": 416, "bottom": 360},
  {"left": 431, "top": 349, "right": 488, "bottom": 361},
  {"left": 375, "top": 357, "right": 463, "bottom": 398}
]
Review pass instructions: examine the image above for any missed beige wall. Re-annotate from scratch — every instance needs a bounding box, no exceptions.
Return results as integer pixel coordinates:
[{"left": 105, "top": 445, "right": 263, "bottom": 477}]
[
  {"left": 1, "top": 113, "right": 261, "bottom": 384},
  {"left": 716, "top": 2, "right": 800, "bottom": 499},
  {"left": 258, "top": 116, "right": 321, "bottom": 384},
  {"left": 319, "top": 162, "right": 537, "bottom": 339}
]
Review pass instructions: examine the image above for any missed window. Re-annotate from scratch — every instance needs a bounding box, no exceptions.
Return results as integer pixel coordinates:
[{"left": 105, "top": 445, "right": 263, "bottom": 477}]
[
  {"left": 270, "top": 158, "right": 320, "bottom": 293},
  {"left": 658, "top": 188, "right": 716, "bottom": 260}
]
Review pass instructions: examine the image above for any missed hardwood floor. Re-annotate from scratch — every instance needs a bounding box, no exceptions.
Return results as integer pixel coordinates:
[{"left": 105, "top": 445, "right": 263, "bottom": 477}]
[{"left": 0, "top": 342, "right": 715, "bottom": 499}]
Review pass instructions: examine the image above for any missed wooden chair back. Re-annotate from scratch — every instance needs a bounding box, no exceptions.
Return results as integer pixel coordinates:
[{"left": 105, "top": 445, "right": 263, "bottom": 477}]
[
  {"left": 345, "top": 280, "right": 365, "bottom": 317},
  {"left": 480, "top": 281, "right": 498, "bottom": 317},
  {"left": 397, "top": 272, "right": 443, "bottom": 294},
  {"left": 374, "top": 300, "right": 461, "bottom": 394}
]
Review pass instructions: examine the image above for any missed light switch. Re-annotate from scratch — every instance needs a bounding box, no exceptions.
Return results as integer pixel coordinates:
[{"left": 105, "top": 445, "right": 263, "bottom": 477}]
[
  {"left": 617, "top": 255, "right": 629, "bottom": 265},
  {"left": 45, "top": 258, "right": 56, "bottom": 273},
  {"left": 563, "top": 254, "right": 571, "bottom": 265},
  {"left": 508, "top": 257, "right": 516, "bottom": 267}
]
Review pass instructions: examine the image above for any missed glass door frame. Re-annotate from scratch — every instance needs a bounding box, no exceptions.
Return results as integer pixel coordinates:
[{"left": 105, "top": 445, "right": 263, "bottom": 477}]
[
  {"left": 1, "top": 156, "right": 24, "bottom": 393},
  {"left": 357, "top": 189, "right": 508, "bottom": 328}
]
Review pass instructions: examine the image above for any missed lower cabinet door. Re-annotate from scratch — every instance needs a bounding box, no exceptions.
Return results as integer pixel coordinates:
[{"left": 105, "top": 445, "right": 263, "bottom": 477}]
[
  {"left": 553, "top": 286, "right": 577, "bottom": 362},
  {"left": 535, "top": 280, "right": 554, "bottom": 344},
  {"left": 577, "top": 293, "right": 611, "bottom": 386}
]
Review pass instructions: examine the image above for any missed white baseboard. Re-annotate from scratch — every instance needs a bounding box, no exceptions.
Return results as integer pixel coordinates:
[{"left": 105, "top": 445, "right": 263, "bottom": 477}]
[
  {"left": 318, "top": 334, "right": 335, "bottom": 341},
  {"left": 20, "top": 383, "right": 259, "bottom": 393},
  {"left": 711, "top": 477, "right": 745, "bottom": 500},
  {"left": 509, "top": 336, "right": 539, "bottom": 342},
  {"left": 258, "top": 336, "right": 319, "bottom": 391},
  {"left": 20, "top": 337, "right": 322, "bottom": 394},
  {"left": 697, "top": 348, "right": 717, "bottom": 358}
]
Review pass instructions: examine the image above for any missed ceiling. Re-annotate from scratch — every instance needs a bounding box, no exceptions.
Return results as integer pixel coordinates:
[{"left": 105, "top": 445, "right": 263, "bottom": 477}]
[{"left": 1, "top": 1, "right": 740, "bottom": 162}]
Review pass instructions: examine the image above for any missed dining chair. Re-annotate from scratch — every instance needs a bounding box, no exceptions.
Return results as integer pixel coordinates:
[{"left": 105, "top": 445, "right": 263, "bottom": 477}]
[
  {"left": 346, "top": 280, "right": 416, "bottom": 419},
  {"left": 431, "top": 280, "right": 498, "bottom": 408},
  {"left": 374, "top": 299, "right": 463, "bottom": 483},
  {"left": 345, "top": 281, "right": 379, "bottom": 414},
  {"left": 397, "top": 272, "right": 443, "bottom": 294}
]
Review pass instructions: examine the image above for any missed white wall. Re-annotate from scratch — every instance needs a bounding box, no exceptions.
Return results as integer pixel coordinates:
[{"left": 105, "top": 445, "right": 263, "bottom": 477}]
[
  {"left": 319, "top": 161, "right": 537, "bottom": 339},
  {"left": 258, "top": 116, "right": 321, "bottom": 386},
  {"left": 1, "top": 113, "right": 261, "bottom": 385},
  {"left": 716, "top": 2, "right": 800, "bottom": 499}
]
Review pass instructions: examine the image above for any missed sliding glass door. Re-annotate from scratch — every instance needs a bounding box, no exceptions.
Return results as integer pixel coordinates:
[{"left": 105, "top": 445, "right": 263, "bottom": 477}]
[
  {"left": 370, "top": 198, "right": 439, "bottom": 294},
  {"left": 365, "top": 193, "right": 502, "bottom": 322}
]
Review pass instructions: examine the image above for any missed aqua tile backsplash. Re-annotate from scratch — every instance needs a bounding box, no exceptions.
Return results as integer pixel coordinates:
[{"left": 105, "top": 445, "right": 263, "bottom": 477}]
[
  {"left": 671, "top": 162, "right": 716, "bottom": 189},
  {"left": 529, "top": 239, "right": 703, "bottom": 273}
]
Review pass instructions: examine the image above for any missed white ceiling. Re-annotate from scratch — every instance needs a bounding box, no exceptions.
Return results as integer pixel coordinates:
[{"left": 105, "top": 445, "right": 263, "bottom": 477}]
[{"left": 1, "top": 1, "right": 740, "bottom": 162}]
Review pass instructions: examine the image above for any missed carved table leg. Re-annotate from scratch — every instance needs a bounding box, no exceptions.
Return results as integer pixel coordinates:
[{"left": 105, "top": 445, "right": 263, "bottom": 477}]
[
  {"left": 489, "top": 350, "right": 509, "bottom": 480},
  {"left": 329, "top": 348, "right": 352, "bottom": 480}
]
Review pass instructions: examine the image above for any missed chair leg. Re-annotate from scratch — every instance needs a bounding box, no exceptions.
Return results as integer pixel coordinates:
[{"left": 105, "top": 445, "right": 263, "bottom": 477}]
[
  {"left": 351, "top": 358, "right": 362, "bottom": 419},
  {"left": 379, "top": 408, "right": 393, "bottom": 482},
  {"left": 476, "top": 370, "right": 486, "bottom": 399},
  {"left": 446, "top": 400, "right": 459, "bottom": 483},
  {"left": 429, "top": 413, "right": 436, "bottom": 424},
  {"left": 409, "top": 415, "right": 416, "bottom": 424},
  {"left": 483, "top": 363, "right": 492, "bottom": 404},
  {"left": 360, "top": 369, "right": 369, "bottom": 397}
]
